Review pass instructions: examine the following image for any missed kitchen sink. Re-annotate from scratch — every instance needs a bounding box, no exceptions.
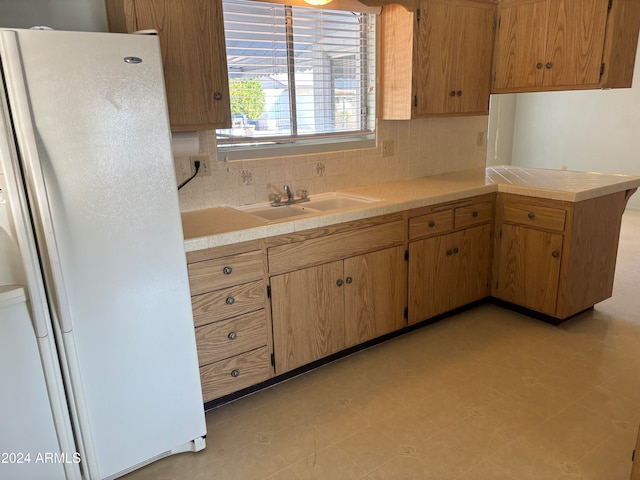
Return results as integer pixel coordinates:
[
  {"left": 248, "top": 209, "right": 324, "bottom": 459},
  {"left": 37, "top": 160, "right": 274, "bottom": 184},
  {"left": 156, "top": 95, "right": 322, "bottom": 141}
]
[{"left": 237, "top": 192, "right": 382, "bottom": 222}]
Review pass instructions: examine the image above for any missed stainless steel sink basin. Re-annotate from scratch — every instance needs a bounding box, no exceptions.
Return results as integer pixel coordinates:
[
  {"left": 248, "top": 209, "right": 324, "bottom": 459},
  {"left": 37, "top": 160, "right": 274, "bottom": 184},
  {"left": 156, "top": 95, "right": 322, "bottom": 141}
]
[{"left": 236, "top": 192, "right": 382, "bottom": 222}]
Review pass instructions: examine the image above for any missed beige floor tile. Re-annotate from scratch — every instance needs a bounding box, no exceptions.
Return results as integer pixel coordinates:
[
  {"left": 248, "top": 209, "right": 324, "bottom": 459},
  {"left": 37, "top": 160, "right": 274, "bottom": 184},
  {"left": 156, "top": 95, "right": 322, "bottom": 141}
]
[
  {"left": 335, "top": 425, "right": 399, "bottom": 472},
  {"left": 290, "top": 445, "right": 367, "bottom": 480},
  {"left": 266, "top": 467, "right": 301, "bottom": 480},
  {"left": 489, "top": 436, "right": 564, "bottom": 479},
  {"left": 306, "top": 401, "right": 371, "bottom": 444},
  {"left": 216, "top": 442, "right": 288, "bottom": 480},
  {"left": 414, "top": 429, "right": 485, "bottom": 478},
  {"left": 268, "top": 420, "right": 331, "bottom": 465},
  {"left": 577, "top": 430, "right": 636, "bottom": 480},
  {"left": 367, "top": 455, "right": 438, "bottom": 480},
  {"left": 457, "top": 459, "right": 515, "bottom": 480}
]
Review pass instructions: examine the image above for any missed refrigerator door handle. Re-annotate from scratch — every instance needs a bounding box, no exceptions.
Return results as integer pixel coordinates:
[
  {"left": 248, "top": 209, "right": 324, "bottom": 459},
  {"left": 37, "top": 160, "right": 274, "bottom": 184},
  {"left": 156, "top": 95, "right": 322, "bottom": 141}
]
[{"left": 0, "top": 30, "right": 74, "bottom": 333}]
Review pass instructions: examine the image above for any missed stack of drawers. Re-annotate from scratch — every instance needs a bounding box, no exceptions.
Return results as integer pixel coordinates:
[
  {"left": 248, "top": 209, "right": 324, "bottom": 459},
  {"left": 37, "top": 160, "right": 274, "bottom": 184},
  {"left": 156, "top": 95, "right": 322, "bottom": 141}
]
[{"left": 187, "top": 245, "right": 272, "bottom": 402}]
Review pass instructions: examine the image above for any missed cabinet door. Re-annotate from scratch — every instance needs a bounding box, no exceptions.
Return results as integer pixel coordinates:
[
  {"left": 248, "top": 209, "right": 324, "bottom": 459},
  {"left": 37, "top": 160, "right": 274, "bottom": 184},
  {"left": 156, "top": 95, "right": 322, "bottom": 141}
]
[
  {"left": 271, "top": 261, "right": 345, "bottom": 374},
  {"left": 493, "top": 0, "right": 547, "bottom": 91},
  {"left": 133, "top": 0, "right": 231, "bottom": 130},
  {"left": 543, "top": 0, "right": 608, "bottom": 87},
  {"left": 495, "top": 224, "right": 563, "bottom": 316},
  {"left": 343, "top": 247, "right": 407, "bottom": 348},
  {"left": 408, "top": 225, "right": 491, "bottom": 323},
  {"left": 455, "top": 2, "right": 495, "bottom": 113}
]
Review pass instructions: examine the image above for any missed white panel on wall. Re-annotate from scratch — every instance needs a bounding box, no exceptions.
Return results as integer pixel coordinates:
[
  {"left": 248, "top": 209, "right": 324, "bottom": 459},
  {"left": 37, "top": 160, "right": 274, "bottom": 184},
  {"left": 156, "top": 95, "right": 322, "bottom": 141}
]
[
  {"left": 509, "top": 36, "right": 640, "bottom": 209},
  {"left": 0, "top": 0, "right": 107, "bottom": 32}
]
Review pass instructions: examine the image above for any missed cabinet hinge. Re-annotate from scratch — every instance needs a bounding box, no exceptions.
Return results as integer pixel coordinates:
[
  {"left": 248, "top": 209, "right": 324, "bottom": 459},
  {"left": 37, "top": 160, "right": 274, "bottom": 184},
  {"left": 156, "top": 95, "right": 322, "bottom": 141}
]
[
  {"left": 499, "top": 229, "right": 502, "bottom": 239},
  {"left": 416, "top": 8, "right": 421, "bottom": 22},
  {"left": 270, "top": 353, "right": 276, "bottom": 368},
  {"left": 608, "top": 0, "right": 613, "bottom": 13},
  {"left": 414, "top": 95, "right": 418, "bottom": 107},
  {"left": 600, "top": 63, "right": 606, "bottom": 79},
  {"left": 404, "top": 249, "right": 409, "bottom": 261},
  {"left": 404, "top": 306, "right": 409, "bottom": 320},
  {"left": 267, "top": 284, "right": 272, "bottom": 299},
  {"left": 497, "top": 16, "right": 501, "bottom": 29}
]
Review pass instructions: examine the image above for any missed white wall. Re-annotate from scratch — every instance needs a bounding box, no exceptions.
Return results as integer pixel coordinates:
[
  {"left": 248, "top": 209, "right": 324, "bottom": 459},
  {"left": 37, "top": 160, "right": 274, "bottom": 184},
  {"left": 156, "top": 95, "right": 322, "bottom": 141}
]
[
  {"left": 506, "top": 38, "right": 640, "bottom": 209},
  {"left": 0, "top": 0, "right": 107, "bottom": 32},
  {"left": 486, "top": 94, "right": 517, "bottom": 166}
]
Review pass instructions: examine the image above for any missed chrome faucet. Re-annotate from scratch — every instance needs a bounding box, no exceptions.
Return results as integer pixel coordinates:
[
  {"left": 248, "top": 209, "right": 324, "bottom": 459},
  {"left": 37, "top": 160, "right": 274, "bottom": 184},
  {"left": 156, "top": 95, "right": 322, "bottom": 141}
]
[{"left": 283, "top": 184, "right": 294, "bottom": 202}]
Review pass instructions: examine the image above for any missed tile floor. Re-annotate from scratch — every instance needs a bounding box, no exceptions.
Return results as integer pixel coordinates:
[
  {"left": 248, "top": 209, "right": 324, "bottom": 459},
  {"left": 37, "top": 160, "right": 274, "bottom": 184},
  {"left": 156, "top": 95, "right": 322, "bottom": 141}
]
[{"left": 125, "top": 209, "right": 640, "bottom": 480}]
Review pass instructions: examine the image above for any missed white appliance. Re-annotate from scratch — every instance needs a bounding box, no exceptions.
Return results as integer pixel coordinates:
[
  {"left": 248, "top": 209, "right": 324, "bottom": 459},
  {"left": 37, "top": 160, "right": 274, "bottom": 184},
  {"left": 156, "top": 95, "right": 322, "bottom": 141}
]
[{"left": 0, "top": 28, "right": 206, "bottom": 479}]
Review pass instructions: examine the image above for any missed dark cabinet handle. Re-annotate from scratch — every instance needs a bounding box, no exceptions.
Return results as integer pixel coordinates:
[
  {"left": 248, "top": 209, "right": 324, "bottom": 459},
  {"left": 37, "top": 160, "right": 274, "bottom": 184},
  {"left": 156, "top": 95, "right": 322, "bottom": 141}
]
[
  {"left": 545, "top": 62, "right": 553, "bottom": 69},
  {"left": 337, "top": 279, "right": 344, "bottom": 287},
  {"left": 552, "top": 250, "right": 560, "bottom": 258},
  {"left": 456, "top": 90, "right": 462, "bottom": 96},
  {"left": 228, "top": 331, "right": 237, "bottom": 340},
  {"left": 230, "top": 369, "right": 240, "bottom": 378},
  {"left": 446, "top": 250, "right": 453, "bottom": 256},
  {"left": 449, "top": 90, "right": 456, "bottom": 97},
  {"left": 225, "top": 297, "right": 235, "bottom": 305},
  {"left": 472, "top": 211, "right": 478, "bottom": 218},
  {"left": 453, "top": 247, "right": 459, "bottom": 254},
  {"left": 528, "top": 212, "right": 535, "bottom": 220},
  {"left": 345, "top": 277, "right": 353, "bottom": 284},
  {"left": 428, "top": 220, "right": 436, "bottom": 228},
  {"left": 214, "top": 92, "right": 223, "bottom": 100},
  {"left": 536, "top": 63, "right": 543, "bottom": 69},
  {"left": 223, "top": 266, "right": 232, "bottom": 275}
]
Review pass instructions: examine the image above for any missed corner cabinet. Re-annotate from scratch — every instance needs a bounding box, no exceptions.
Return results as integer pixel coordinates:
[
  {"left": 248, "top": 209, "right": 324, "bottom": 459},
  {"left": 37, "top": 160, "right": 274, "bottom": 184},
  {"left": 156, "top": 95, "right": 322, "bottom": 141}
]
[
  {"left": 268, "top": 218, "right": 407, "bottom": 374},
  {"left": 408, "top": 194, "right": 494, "bottom": 323},
  {"left": 105, "top": 0, "right": 232, "bottom": 131},
  {"left": 379, "top": 0, "right": 496, "bottom": 119},
  {"left": 492, "top": 0, "right": 640, "bottom": 93},
  {"left": 492, "top": 190, "right": 636, "bottom": 320}
]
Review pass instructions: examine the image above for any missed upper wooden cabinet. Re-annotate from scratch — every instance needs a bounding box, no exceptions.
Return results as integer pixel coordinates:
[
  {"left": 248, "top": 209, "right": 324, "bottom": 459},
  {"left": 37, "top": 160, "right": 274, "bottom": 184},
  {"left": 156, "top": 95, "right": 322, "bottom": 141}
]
[
  {"left": 492, "top": 0, "right": 640, "bottom": 93},
  {"left": 379, "top": 0, "right": 496, "bottom": 119},
  {"left": 105, "top": 0, "right": 232, "bottom": 131}
]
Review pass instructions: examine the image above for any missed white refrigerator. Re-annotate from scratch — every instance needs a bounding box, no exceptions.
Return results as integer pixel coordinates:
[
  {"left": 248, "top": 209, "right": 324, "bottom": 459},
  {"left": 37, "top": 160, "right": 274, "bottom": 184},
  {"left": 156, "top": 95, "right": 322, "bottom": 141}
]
[{"left": 0, "top": 28, "right": 206, "bottom": 479}]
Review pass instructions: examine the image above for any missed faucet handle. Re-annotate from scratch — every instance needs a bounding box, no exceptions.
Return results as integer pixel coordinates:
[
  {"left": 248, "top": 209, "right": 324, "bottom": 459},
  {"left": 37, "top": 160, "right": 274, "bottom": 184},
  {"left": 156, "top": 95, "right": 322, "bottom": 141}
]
[
  {"left": 273, "top": 194, "right": 282, "bottom": 204},
  {"left": 299, "top": 189, "right": 308, "bottom": 199}
]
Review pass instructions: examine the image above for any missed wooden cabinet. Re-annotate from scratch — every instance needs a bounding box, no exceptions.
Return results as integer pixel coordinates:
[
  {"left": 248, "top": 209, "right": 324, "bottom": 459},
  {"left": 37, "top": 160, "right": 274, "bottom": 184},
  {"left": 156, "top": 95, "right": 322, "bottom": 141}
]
[
  {"left": 408, "top": 195, "right": 494, "bottom": 324},
  {"left": 186, "top": 241, "right": 272, "bottom": 403},
  {"left": 492, "top": 0, "right": 640, "bottom": 92},
  {"left": 269, "top": 219, "right": 406, "bottom": 374},
  {"left": 493, "top": 190, "right": 635, "bottom": 320},
  {"left": 379, "top": 0, "right": 496, "bottom": 119},
  {"left": 105, "top": 0, "right": 231, "bottom": 131}
]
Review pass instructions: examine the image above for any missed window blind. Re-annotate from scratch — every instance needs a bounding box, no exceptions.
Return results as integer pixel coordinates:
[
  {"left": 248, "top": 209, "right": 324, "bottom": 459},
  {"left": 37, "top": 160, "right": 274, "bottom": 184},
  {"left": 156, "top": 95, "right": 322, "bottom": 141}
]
[{"left": 217, "top": 0, "right": 376, "bottom": 146}]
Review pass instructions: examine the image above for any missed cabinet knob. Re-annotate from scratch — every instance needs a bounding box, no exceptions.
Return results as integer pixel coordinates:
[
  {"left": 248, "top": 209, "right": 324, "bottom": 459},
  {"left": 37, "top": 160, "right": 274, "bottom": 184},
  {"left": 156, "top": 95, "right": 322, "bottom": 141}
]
[
  {"left": 345, "top": 277, "right": 353, "bottom": 284},
  {"left": 453, "top": 247, "right": 459, "bottom": 254},
  {"left": 336, "top": 279, "right": 344, "bottom": 287},
  {"left": 536, "top": 63, "right": 544, "bottom": 70},
  {"left": 456, "top": 90, "right": 462, "bottom": 97},
  {"left": 428, "top": 220, "right": 436, "bottom": 228},
  {"left": 228, "top": 331, "right": 237, "bottom": 340},
  {"left": 225, "top": 296, "right": 235, "bottom": 305},
  {"left": 449, "top": 90, "right": 456, "bottom": 97},
  {"left": 222, "top": 266, "right": 233, "bottom": 275},
  {"left": 472, "top": 211, "right": 478, "bottom": 218},
  {"left": 527, "top": 212, "right": 535, "bottom": 220},
  {"left": 545, "top": 62, "right": 553, "bottom": 69},
  {"left": 552, "top": 250, "right": 560, "bottom": 258},
  {"left": 446, "top": 249, "right": 453, "bottom": 256},
  {"left": 214, "top": 92, "right": 223, "bottom": 100},
  {"left": 230, "top": 369, "right": 240, "bottom": 378}
]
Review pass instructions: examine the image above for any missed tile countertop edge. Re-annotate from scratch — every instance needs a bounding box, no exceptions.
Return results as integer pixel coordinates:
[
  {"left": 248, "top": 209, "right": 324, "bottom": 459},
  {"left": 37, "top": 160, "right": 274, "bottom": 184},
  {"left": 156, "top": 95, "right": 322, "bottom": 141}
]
[{"left": 182, "top": 168, "right": 640, "bottom": 252}]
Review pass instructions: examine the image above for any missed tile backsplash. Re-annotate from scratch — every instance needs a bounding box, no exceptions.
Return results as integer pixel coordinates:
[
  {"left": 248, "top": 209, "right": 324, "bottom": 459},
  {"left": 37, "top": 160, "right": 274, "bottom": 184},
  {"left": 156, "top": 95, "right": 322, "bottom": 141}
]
[{"left": 176, "top": 116, "right": 488, "bottom": 212}]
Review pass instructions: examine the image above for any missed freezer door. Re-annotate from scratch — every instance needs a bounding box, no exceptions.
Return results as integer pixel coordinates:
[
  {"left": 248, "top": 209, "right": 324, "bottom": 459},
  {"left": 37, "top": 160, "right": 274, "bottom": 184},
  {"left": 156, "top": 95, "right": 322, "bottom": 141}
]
[{"left": 0, "top": 29, "right": 206, "bottom": 479}]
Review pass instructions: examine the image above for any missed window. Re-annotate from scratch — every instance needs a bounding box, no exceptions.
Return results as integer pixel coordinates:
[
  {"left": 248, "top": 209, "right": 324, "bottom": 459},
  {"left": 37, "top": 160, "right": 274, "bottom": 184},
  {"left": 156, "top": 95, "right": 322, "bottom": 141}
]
[{"left": 217, "top": 0, "right": 376, "bottom": 150}]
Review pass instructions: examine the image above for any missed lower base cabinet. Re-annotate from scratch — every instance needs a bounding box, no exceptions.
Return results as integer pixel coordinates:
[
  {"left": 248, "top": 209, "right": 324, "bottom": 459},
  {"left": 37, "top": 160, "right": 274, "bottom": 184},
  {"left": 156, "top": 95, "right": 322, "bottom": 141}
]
[
  {"left": 408, "top": 224, "right": 492, "bottom": 323},
  {"left": 271, "top": 246, "right": 406, "bottom": 374}
]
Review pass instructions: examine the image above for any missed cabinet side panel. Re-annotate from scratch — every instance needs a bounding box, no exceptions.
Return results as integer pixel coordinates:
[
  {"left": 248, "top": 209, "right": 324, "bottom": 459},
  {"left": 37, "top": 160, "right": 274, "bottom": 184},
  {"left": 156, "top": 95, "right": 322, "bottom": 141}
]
[
  {"left": 105, "top": 0, "right": 138, "bottom": 33},
  {"left": 379, "top": 4, "right": 414, "bottom": 119},
  {"left": 557, "top": 191, "right": 627, "bottom": 318},
  {"left": 601, "top": 0, "right": 640, "bottom": 88}
]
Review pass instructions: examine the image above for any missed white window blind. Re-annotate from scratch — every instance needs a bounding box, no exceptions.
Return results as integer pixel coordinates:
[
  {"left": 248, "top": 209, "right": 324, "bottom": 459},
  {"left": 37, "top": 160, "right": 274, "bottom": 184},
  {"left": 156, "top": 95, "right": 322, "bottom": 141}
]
[{"left": 217, "top": 0, "right": 376, "bottom": 147}]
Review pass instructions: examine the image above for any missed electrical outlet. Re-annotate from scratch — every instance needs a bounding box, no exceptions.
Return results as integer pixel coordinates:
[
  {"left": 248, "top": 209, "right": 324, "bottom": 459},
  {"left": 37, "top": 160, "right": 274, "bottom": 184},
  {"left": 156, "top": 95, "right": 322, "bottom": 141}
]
[
  {"left": 382, "top": 140, "right": 395, "bottom": 157},
  {"left": 190, "top": 156, "right": 211, "bottom": 177}
]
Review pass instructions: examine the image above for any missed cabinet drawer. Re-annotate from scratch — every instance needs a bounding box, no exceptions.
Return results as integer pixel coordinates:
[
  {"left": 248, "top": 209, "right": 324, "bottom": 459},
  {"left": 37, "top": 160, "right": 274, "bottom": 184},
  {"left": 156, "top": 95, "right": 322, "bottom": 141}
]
[
  {"left": 195, "top": 310, "right": 267, "bottom": 366},
  {"left": 200, "top": 346, "right": 272, "bottom": 402},
  {"left": 409, "top": 210, "right": 453, "bottom": 239},
  {"left": 188, "top": 250, "right": 264, "bottom": 295},
  {"left": 503, "top": 203, "right": 566, "bottom": 232},
  {"left": 455, "top": 201, "right": 493, "bottom": 229},
  {"left": 191, "top": 280, "right": 265, "bottom": 327}
]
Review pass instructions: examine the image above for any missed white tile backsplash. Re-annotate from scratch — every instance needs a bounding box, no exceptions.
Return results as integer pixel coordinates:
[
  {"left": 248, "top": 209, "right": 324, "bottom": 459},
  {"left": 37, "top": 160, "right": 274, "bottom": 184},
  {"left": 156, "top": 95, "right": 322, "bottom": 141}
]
[{"left": 176, "top": 116, "right": 489, "bottom": 212}]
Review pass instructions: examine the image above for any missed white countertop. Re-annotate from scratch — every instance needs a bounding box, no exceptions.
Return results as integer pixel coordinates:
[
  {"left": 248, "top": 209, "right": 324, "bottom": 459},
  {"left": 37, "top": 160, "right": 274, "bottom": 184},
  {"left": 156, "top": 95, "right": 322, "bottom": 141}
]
[{"left": 181, "top": 166, "right": 640, "bottom": 252}]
